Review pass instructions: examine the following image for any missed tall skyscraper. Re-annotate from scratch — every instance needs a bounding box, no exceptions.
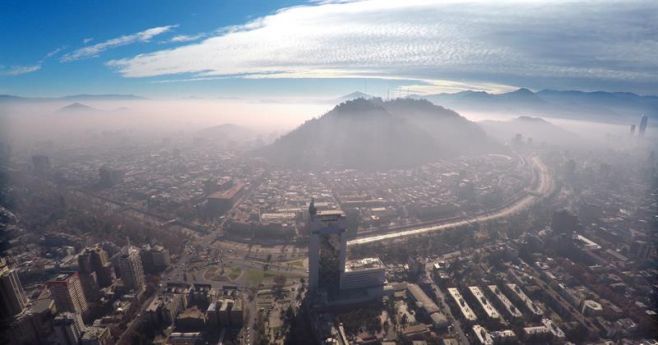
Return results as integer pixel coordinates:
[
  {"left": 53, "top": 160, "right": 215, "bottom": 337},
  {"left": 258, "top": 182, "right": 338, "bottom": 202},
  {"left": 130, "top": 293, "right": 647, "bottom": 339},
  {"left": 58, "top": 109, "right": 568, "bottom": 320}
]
[
  {"left": 53, "top": 312, "right": 85, "bottom": 345},
  {"left": 47, "top": 272, "right": 89, "bottom": 316},
  {"left": 0, "top": 258, "right": 28, "bottom": 319},
  {"left": 639, "top": 115, "right": 648, "bottom": 136},
  {"left": 308, "top": 200, "right": 347, "bottom": 297},
  {"left": 78, "top": 249, "right": 94, "bottom": 274},
  {"left": 118, "top": 246, "right": 145, "bottom": 292},
  {"left": 77, "top": 250, "right": 100, "bottom": 302},
  {"left": 89, "top": 246, "right": 114, "bottom": 288},
  {"left": 90, "top": 245, "right": 109, "bottom": 268},
  {"left": 95, "top": 263, "right": 115, "bottom": 288}
]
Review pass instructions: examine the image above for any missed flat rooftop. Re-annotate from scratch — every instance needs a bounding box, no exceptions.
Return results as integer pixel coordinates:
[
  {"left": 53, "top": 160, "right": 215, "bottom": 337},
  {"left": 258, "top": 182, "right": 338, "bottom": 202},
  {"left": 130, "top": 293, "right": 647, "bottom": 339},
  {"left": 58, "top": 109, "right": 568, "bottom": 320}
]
[
  {"left": 317, "top": 209, "right": 345, "bottom": 218},
  {"left": 48, "top": 272, "right": 76, "bottom": 284},
  {"left": 469, "top": 286, "right": 500, "bottom": 319},
  {"left": 344, "top": 257, "right": 384, "bottom": 272},
  {"left": 576, "top": 234, "right": 601, "bottom": 250},
  {"left": 448, "top": 287, "right": 477, "bottom": 321},
  {"left": 473, "top": 325, "right": 493, "bottom": 345},
  {"left": 506, "top": 284, "right": 543, "bottom": 316},
  {"left": 408, "top": 283, "right": 440, "bottom": 314},
  {"left": 487, "top": 285, "right": 522, "bottom": 318}
]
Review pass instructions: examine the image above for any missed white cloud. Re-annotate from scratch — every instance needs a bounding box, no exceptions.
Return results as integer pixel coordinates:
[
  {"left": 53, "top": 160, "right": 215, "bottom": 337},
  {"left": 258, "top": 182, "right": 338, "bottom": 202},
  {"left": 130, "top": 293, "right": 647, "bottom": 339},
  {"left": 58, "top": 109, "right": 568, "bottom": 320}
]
[
  {"left": 62, "top": 25, "right": 176, "bottom": 62},
  {"left": 1, "top": 47, "right": 67, "bottom": 77},
  {"left": 0, "top": 65, "right": 41, "bottom": 76},
  {"left": 397, "top": 80, "right": 518, "bottom": 96},
  {"left": 42, "top": 47, "right": 65, "bottom": 62},
  {"left": 106, "top": 0, "right": 658, "bottom": 91},
  {"left": 168, "top": 33, "right": 206, "bottom": 43}
]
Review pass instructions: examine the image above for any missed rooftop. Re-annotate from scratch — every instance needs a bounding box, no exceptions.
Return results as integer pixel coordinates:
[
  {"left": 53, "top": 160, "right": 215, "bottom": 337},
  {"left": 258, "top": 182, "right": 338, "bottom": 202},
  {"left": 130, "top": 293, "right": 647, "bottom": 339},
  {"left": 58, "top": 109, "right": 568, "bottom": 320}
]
[
  {"left": 344, "top": 257, "right": 384, "bottom": 272},
  {"left": 448, "top": 287, "right": 477, "bottom": 321},
  {"left": 48, "top": 272, "right": 76, "bottom": 284},
  {"left": 82, "top": 326, "right": 108, "bottom": 339},
  {"left": 316, "top": 209, "right": 345, "bottom": 219},
  {"left": 487, "top": 285, "right": 521, "bottom": 318},
  {"left": 468, "top": 286, "right": 500, "bottom": 319},
  {"left": 407, "top": 283, "right": 440, "bottom": 314}
]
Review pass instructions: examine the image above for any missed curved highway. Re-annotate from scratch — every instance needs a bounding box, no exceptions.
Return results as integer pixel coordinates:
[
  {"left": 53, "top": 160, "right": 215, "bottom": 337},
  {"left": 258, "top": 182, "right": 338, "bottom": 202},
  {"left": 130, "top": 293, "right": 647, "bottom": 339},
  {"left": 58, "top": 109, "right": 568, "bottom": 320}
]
[{"left": 347, "top": 156, "right": 553, "bottom": 246}]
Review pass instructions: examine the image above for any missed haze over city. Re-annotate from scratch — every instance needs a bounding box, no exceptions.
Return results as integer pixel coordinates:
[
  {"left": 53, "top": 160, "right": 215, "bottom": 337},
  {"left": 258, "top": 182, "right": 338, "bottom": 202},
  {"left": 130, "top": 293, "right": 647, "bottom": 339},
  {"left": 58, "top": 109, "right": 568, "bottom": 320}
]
[{"left": 1, "top": 1, "right": 657, "bottom": 345}]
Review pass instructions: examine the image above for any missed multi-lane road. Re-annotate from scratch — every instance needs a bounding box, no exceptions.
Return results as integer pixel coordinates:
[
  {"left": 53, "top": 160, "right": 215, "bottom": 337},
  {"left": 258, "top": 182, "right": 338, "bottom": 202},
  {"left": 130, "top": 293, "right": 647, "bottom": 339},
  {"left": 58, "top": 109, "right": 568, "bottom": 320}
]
[{"left": 347, "top": 156, "right": 553, "bottom": 246}]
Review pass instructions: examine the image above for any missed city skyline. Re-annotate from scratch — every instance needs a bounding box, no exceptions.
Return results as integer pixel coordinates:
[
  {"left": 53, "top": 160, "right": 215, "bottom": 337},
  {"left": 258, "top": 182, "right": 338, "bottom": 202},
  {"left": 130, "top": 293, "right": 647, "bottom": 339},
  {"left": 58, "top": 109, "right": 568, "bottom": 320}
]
[{"left": 1, "top": 1, "right": 657, "bottom": 345}]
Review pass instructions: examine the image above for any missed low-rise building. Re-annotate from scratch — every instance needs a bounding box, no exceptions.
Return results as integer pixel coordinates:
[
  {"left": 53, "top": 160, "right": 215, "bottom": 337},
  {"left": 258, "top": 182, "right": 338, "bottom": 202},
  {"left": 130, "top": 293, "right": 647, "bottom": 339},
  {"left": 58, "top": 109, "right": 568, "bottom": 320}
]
[
  {"left": 175, "top": 307, "right": 206, "bottom": 332},
  {"left": 468, "top": 286, "right": 500, "bottom": 321},
  {"left": 447, "top": 287, "right": 477, "bottom": 322},
  {"left": 166, "top": 332, "right": 203, "bottom": 345},
  {"left": 504, "top": 284, "right": 542, "bottom": 319},
  {"left": 487, "top": 285, "right": 522, "bottom": 320},
  {"left": 81, "top": 326, "right": 112, "bottom": 345},
  {"left": 341, "top": 258, "right": 386, "bottom": 291},
  {"left": 472, "top": 324, "right": 493, "bottom": 345}
]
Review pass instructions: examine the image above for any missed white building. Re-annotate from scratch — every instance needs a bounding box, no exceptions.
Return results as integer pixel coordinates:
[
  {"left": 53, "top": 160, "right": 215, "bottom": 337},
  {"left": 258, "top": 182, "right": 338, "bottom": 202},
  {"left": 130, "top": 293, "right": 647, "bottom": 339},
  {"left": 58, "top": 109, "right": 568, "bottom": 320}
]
[
  {"left": 448, "top": 287, "right": 477, "bottom": 322},
  {"left": 472, "top": 325, "right": 493, "bottom": 345},
  {"left": 341, "top": 258, "right": 385, "bottom": 290},
  {"left": 487, "top": 285, "right": 522, "bottom": 319},
  {"left": 468, "top": 286, "right": 500, "bottom": 320}
]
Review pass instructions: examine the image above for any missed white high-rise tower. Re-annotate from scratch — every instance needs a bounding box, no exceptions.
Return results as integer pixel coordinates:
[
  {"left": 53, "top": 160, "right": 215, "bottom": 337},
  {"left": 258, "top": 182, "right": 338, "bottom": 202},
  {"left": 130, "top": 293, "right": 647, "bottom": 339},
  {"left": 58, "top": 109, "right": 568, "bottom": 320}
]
[{"left": 307, "top": 199, "right": 347, "bottom": 296}]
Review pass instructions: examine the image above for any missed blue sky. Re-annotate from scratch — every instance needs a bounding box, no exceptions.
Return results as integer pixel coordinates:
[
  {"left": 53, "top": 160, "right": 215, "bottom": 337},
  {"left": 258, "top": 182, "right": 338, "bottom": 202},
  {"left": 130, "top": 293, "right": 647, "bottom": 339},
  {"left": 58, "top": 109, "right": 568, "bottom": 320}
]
[
  {"left": 1, "top": 0, "right": 657, "bottom": 98},
  {"left": 0, "top": 0, "right": 309, "bottom": 97}
]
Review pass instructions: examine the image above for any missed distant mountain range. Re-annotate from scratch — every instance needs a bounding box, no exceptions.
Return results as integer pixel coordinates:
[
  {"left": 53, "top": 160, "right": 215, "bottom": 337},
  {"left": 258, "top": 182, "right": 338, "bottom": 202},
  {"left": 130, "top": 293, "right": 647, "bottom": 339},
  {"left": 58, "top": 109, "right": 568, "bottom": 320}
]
[
  {"left": 336, "top": 91, "right": 374, "bottom": 103},
  {"left": 56, "top": 102, "right": 100, "bottom": 113},
  {"left": 0, "top": 94, "right": 145, "bottom": 103},
  {"left": 419, "top": 88, "right": 657, "bottom": 123},
  {"left": 259, "top": 98, "right": 499, "bottom": 169},
  {"left": 3, "top": 89, "right": 654, "bottom": 126}
]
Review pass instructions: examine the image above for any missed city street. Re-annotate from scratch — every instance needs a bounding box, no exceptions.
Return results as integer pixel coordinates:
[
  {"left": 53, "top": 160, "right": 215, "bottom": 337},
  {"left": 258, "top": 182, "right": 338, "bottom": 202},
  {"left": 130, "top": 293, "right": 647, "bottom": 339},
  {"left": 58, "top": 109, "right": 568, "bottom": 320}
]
[{"left": 348, "top": 156, "right": 553, "bottom": 246}]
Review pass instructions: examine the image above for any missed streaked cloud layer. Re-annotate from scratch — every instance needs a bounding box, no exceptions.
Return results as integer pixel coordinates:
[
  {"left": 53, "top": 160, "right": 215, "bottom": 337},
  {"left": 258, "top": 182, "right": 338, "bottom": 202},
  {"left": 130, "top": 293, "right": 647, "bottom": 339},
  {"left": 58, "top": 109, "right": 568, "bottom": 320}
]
[
  {"left": 168, "top": 33, "right": 206, "bottom": 43},
  {"left": 62, "top": 25, "right": 176, "bottom": 62},
  {"left": 0, "top": 47, "right": 64, "bottom": 76},
  {"left": 107, "top": 0, "right": 658, "bottom": 92},
  {"left": 0, "top": 65, "right": 42, "bottom": 76}
]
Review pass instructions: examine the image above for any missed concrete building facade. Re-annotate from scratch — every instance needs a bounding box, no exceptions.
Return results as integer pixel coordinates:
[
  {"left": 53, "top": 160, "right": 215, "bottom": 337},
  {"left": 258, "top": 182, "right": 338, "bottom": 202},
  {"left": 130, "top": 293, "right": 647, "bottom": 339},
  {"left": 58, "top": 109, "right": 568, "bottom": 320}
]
[
  {"left": 118, "top": 246, "right": 145, "bottom": 293},
  {"left": 47, "top": 272, "right": 89, "bottom": 316},
  {"left": 308, "top": 207, "right": 348, "bottom": 295},
  {"left": 0, "top": 258, "right": 27, "bottom": 319}
]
